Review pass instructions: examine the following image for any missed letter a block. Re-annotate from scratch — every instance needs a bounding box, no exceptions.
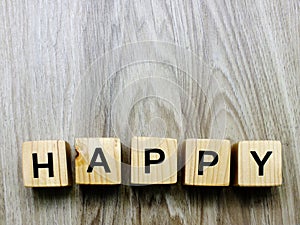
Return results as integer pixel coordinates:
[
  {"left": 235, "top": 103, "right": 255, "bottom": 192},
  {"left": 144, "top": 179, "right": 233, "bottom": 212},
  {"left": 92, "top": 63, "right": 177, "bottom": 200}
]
[
  {"left": 75, "top": 138, "right": 121, "bottom": 184},
  {"left": 184, "top": 139, "right": 231, "bottom": 186},
  {"left": 131, "top": 137, "right": 177, "bottom": 184},
  {"left": 22, "top": 140, "right": 72, "bottom": 187},
  {"left": 232, "top": 140, "right": 282, "bottom": 186}
]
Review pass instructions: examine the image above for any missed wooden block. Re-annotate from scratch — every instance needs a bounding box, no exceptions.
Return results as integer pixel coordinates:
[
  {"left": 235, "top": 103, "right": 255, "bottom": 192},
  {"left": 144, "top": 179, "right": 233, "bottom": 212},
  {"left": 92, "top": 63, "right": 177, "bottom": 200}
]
[
  {"left": 184, "top": 139, "right": 231, "bottom": 186},
  {"left": 131, "top": 137, "right": 177, "bottom": 184},
  {"left": 22, "top": 140, "right": 72, "bottom": 187},
  {"left": 75, "top": 138, "right": 121, "bottom": 184},
  {"left": 232, "top": 140, "right": 282, "bottom": 186}
]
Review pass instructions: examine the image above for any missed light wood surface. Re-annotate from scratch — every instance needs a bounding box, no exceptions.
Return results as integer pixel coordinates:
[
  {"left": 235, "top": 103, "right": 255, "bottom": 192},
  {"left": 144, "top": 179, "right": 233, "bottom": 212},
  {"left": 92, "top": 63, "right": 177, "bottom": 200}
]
[
  {"left": 1, "top": 0, "right": 299, "bottom": 224},
  {"left": 184, "top": 139, "right": 231, "bottom": 186},
  {"left": 75, "top": 138, "right": 121, "bottom": 185},
  {"left": 232, "top": 140, "right": 282, "bottom": 186}
]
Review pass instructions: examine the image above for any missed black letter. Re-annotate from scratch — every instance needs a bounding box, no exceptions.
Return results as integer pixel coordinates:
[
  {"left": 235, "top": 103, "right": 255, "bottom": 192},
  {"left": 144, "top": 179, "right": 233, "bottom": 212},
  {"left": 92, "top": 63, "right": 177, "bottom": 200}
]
[
  {"left": 87, "top": 148, "right": 111, "bottom": 173},
  {"left": 198, "top": 151, "right": 219, "bottom": 175},
  {"left": 32, "top": 153, "right": 54, "bottom": 178},
  {"left": 250, "top": 151, "right": 272, "bottom": 176},
  {"left": 145, "top": 148, "right": 165, "bottom": 173}
]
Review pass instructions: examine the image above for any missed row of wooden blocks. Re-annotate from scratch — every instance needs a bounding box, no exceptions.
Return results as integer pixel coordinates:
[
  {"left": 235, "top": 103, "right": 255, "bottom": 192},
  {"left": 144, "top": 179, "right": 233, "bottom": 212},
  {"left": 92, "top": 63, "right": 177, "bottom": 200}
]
[{"left": 22, "top": 137, "right": 282, "bottom": 187}]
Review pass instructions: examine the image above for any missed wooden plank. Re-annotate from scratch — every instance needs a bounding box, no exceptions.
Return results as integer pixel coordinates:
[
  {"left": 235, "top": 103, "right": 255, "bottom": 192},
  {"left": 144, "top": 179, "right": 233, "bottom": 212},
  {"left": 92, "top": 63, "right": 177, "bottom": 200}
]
[{"left": 0, "top": 0, "right": 299, "bottom": 224}]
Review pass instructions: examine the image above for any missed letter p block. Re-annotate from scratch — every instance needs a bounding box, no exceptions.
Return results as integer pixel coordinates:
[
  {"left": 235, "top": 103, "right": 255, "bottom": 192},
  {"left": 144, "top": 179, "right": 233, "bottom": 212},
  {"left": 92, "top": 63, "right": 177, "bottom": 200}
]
[
  {"left": 131, "top": 137, "right": 177, "bottom": 185},
  {"left": 184, "top": 139, "right": 231, "bottom": 186}
]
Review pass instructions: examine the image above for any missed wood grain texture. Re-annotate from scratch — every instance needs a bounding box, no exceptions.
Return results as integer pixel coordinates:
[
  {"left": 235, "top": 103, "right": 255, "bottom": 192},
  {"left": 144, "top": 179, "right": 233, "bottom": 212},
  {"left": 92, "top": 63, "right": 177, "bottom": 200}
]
[{"left": 0, "top": 0, "right": 299, "bottom": 224}]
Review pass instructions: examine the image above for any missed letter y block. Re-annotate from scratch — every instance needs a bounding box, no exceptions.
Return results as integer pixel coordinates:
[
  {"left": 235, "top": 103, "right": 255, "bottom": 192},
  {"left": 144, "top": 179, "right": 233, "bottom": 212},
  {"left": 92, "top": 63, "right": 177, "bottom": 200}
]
[{"left": 232, "top": 140, "right": 282, "bottom": 186}]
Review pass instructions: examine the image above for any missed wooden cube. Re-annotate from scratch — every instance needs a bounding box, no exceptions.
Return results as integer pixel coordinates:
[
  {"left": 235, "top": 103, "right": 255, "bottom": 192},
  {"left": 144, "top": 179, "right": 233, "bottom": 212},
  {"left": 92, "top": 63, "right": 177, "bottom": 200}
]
[
  {"left": 75, "top": 138, "right": 121, "bottom": 185},
  {"left": 232, "top": 140, "right": 282, "bottom": 186},
  {"left": 131, "top": 137, "right": 177, "bottom": 184},
  {"left": 22, "top": 140, "right": 72, "bottom": 187},
  {"left": 184, "top": 139, "right": 231, "bottom": 186}
]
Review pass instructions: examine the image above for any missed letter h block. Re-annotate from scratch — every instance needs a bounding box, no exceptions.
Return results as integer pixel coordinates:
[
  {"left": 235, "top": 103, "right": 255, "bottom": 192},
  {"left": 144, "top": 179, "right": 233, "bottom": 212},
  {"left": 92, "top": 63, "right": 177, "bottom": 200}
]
[
  {"left": 22, "top": 140, "right": 72, "bottom": 187},
  {"left": 184, "top": 139, "right": 231, "bottom": 186},
  {"left": 75, "top": 138, "right": 121, "bottom": 185},
  {"left": 131, "top": 137, "right": 177, "bottom": 184},
  {"left": 232, "top": 140, "right": 282, "bottom": 186}
]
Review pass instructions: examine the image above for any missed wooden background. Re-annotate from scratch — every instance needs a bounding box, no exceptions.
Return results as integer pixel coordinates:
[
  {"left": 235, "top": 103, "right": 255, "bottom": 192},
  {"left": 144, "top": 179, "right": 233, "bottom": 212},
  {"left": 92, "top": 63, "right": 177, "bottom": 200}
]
[{"left": 0, "top": 0, "right": 299, "bottom": 224}]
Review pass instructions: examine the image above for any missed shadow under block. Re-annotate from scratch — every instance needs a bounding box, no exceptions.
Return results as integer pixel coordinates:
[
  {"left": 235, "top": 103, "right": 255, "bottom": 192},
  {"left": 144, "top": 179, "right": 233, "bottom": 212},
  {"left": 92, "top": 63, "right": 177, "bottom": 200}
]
[
  {"left": 184, "top": 139, "right": 231, "bottom": 186},
  {"left": 75, "top": 138, "right": 121, "bottom": 184},
  {"left": 131, "top": 137, "right": 177, "bottom": 184},
  {"left": 22, "top": 140, "right": 72, "bottom": 187},
  {"left": 233, "top": 140, "right": 282, "bottom": 186}
]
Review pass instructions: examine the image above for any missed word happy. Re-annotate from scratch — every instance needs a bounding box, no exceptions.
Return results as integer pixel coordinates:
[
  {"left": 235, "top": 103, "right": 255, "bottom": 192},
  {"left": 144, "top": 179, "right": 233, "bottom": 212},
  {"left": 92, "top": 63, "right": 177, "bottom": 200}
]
[{"left": 22, "top": 137, "right": 282, "bottom": 187}]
